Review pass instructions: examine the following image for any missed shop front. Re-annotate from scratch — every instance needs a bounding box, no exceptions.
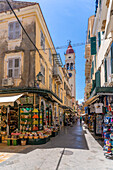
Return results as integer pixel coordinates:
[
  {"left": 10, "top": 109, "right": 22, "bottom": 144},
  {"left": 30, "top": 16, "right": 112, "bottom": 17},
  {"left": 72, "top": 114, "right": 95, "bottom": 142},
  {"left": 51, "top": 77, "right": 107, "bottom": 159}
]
[{"left": 0, "top": 87, "right": 62, "bottom": 146}]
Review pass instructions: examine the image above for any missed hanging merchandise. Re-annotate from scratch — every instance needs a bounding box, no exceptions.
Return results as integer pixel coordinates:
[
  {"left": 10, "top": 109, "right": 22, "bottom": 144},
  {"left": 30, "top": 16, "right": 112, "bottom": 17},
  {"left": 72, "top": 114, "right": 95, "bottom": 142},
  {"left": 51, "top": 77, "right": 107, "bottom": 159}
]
[
  {"left": 103, "top": 115, "right": 113, "bottom": 158},
  {"left": 96, "top": 114, "right": 103, "bottom": 135}
]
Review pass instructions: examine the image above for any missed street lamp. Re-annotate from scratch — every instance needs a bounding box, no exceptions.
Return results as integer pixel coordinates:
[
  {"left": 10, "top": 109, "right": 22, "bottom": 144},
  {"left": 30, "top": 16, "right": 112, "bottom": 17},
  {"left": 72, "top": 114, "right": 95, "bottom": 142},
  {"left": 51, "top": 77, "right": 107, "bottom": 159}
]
[
  {"left": 37, "top": 72, "right": 43, "bottom": 82},
  {"left": 34, "top": 72, "right": 43, "bottom": 87}
]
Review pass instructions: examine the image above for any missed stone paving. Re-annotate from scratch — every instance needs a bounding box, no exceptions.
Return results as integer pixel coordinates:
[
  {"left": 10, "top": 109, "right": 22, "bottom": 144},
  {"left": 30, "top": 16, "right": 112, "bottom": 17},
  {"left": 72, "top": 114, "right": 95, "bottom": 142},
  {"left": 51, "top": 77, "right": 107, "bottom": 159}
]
[{"left": 0, "top": 121, "right": 112, "bottom": 170}]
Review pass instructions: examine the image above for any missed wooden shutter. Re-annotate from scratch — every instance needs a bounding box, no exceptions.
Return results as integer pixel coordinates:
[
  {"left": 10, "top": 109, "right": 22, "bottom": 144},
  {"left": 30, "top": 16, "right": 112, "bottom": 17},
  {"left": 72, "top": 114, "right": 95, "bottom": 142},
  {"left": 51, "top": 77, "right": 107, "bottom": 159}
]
[
  {"left": 91, "top": 37, "right": 96, "bottom": 55},
  {"left": 111, "top": 43, "right": 113, "bottom": 74},
  {"left": 98, "top": 32, "right": 101, "bottom": 47},
  {"left": 9, "top": 21, "right": 21, "bottom": 40},
  {"left": 14, "top": 22, "right": 21, "bottom": 39},
  {"left": 14, "top": 58, "right": 20, "bottom": 78},
  {"left": 104, "top": 59, "right": 107, "bottom": 82},
  {"left": 92, "top": 80, "right": 96, "bottom": 90},
  {"left": 94, "top": 55, "right": 96, "bottom": 68},
  {"left": 95, "top": 70, "right": 101, "bottom": 87},
  {"left": 8, "top": 59, "right": 13, "bottom": 77},
  {"left": 8, "top": 22, "right": 14, "bottom": 40}
]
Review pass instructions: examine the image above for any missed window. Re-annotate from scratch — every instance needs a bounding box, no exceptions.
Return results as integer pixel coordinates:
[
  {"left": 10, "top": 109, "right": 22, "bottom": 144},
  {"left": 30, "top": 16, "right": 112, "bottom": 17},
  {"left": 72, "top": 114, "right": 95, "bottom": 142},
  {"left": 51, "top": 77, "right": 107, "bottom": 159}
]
[
  {"left": 70, "top": 63, "right": 73, "bottom": 70},
  {"left": 40, "top": 30, "right": 45, "bottom": 51},
  {"left": 41, "top": 64, "right": 45, "bottom": 84},
  {"left": 8, "top": 21, "right": 21, "bottom": 40},
  {"left": 49, "top": 49, "right": 52, "bottom": 64},
  {"left": 67, "top": 63, "right": 69, "bottom": 70},
  {"left": 8, "top": 58, "right": 20, "bottom": 78},
  {"left": 49, "top": 75, "right": 52, "bottom": 91}
]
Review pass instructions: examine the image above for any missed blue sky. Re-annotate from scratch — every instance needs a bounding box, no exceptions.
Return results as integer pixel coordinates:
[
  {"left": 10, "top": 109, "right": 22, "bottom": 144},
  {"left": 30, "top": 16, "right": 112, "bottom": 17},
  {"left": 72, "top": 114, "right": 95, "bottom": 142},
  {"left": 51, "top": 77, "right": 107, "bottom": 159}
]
[{"left": 19, "top": 0, "right": 95, "bottom": 103}]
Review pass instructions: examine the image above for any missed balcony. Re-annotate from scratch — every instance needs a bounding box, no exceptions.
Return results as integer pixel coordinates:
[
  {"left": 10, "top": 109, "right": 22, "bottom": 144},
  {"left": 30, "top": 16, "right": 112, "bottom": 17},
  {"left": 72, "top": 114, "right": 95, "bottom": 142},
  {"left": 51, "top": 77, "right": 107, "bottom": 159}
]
[{"left": 53, "top": 66, "right": 62, "bottom": 84}]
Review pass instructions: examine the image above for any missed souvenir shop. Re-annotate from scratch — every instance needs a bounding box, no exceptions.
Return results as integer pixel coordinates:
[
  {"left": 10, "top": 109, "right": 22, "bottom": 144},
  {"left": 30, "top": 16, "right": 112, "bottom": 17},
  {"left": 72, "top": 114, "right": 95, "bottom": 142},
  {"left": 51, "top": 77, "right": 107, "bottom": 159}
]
[
  {"left": 102, "top": 95, "right": 113, "bottom": 158},
  {"left": 87, "top": 98, "right": 104, "bottom": 136},
  {"left": 0, "top": 92, "right": 59, "bottom": 146}
]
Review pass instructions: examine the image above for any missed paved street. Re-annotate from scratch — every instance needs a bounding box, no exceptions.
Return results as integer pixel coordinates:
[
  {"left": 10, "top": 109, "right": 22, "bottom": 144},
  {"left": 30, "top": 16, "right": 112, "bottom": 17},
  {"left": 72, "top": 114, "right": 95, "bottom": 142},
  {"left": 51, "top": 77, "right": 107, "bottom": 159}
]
[{"left": 0, "top": 121, "right": 112, "bottom": 170}]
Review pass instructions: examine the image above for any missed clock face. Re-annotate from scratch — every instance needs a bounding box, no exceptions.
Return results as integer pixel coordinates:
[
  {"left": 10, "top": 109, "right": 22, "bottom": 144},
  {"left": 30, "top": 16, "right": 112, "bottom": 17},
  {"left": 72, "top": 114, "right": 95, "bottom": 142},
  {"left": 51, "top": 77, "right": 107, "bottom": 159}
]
[{"left": 69, "top": 73, "right": 72, "bottom": 77}]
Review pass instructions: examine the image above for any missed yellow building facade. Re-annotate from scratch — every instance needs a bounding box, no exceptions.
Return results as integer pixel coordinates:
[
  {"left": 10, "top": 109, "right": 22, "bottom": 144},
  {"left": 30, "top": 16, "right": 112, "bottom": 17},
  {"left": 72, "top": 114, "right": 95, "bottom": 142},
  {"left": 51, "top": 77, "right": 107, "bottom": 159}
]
[{"left": 0, "top": 0, "right": 73, "bottom": 130}]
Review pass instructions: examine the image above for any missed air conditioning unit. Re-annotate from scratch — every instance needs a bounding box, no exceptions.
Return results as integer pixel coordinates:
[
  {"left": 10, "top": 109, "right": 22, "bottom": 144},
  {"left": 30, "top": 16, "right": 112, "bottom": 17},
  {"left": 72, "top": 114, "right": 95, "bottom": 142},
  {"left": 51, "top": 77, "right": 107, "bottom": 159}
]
[{"left": 2, "top": 78, "right": 14, "bottom": 87}]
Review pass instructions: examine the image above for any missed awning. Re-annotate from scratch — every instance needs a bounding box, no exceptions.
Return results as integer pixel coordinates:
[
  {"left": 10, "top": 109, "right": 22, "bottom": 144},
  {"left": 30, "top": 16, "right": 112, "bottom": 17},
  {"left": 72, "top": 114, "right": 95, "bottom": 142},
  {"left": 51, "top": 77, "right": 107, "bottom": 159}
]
[
  {"left": 84, "top": 95, "right": 99, "bottom": 107},
  {"left": 0, "top": 94, "right": 24, "bottom": 106}
]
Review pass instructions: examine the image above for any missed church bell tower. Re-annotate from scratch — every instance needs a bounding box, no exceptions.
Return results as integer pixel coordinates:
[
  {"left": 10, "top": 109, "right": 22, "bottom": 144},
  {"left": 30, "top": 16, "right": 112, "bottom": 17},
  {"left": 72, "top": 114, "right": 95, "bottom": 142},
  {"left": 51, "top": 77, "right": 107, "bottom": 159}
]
[{"left": 65, "top": 42, "right": 76, "bottom": 107}]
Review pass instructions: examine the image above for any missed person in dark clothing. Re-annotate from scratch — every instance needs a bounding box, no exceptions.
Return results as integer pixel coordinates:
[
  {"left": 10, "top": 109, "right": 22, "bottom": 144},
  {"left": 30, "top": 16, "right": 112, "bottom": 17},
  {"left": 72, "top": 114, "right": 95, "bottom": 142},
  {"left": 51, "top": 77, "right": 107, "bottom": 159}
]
[{"left": 80, "top": 116, "right": 82, "bottom": 124}]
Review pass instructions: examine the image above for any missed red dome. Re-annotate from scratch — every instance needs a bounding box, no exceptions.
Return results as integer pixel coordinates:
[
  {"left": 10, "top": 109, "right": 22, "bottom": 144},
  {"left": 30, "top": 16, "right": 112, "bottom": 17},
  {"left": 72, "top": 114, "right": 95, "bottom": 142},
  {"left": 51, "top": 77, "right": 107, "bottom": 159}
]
[{"left": 66, "top": 44, "right": 74, "bottom": 54}]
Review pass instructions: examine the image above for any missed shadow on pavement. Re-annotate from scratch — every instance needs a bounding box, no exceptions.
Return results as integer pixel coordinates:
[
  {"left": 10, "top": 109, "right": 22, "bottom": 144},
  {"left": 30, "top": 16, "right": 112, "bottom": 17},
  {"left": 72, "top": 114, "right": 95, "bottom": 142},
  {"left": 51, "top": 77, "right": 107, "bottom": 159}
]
[{"left": 0, "top": 121, "right": 89, "bottom": 154}]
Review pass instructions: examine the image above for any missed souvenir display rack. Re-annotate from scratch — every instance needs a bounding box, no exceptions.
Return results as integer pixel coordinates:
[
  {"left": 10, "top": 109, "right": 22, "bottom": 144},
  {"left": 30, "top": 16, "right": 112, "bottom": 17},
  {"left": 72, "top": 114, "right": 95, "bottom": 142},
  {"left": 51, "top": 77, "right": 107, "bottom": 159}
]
[
  {"left": 19, "top": 105, "right": 33, "bottom": 132},
  {"left": 95, "top": 114, "right": 103, "bottom": 135},
  {"left": 9, "top": 107, "right": 18, "bottom": 135},
  {"left": 103, "top": 115, "right": 113, "bottom": 158}
]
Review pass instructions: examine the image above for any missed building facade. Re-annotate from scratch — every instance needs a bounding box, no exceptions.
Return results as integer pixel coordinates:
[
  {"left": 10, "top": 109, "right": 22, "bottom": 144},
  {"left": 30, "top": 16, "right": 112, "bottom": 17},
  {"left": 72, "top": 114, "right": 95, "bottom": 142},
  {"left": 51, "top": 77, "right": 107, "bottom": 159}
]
[
  {"left": 0, "top": 0, "right": 73, "bottom": 137},
  {"left": 84, "top": 0, "right": 113, "bottom": 114}
]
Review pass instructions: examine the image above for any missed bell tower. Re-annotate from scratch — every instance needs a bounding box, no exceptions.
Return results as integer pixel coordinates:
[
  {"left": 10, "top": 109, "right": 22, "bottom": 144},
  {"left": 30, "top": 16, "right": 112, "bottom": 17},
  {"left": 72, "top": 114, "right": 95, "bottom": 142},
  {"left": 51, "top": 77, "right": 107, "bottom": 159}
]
[{"left": 65, "top": 41, "right": 76, "bottom": 106}]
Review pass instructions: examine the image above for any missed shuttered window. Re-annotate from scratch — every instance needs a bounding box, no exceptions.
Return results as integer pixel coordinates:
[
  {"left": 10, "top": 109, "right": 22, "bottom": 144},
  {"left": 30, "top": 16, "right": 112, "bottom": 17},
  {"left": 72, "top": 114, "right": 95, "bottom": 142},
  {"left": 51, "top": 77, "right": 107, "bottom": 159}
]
[
  {"left": 98, "top": 32, "right": 101, "bottom": 47},
  {"left": 40, "top": 30, "right": 45, "bottom": 51},
  {"left": 95, "top": 70, "right": 101, "bottom": 87},
  {"left": 91, "top": 37, "right": 96, "bottom": 55},
  {"left": 49, "top": 49, "right": 52, "bottom": 64},
  {"left": 104, "top": 59, "right": 107, "bottom": 82},
  {"left": 8, "top": 58, "right": 20, "bottom": 78},
  {"left": 8, "top": 21, "right": 21, "bottom": 40},
  {"left": 111, "top": 43, "right": 113, "bottom": 74}
]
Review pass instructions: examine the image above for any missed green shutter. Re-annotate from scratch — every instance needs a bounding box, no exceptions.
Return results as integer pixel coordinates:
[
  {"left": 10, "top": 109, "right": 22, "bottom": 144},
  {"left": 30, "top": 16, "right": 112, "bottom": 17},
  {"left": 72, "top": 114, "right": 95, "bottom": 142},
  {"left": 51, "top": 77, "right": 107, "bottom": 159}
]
[
  {"left": 95, "top": 70, "right": 101, "bottom": 87},
  {"left": 92, "top": 80, "right": 96, "bottom": 90},
  {"left": 98, "top": 32, "right": 101, "bottom": 47},
  {"left": 99, "top": 0, "right": 101, "bottom": 7},
  {"left": 91, "top": 37, "right": 96, "bottom": 55},
  {"left": 105, "top": 59, "right": 107, "bottom": 82},
  {"left": 111, "top": 43, "right": 113, "bottom": 74},
  {"left": 92, "top": 61, "right": 94, "bottom": 74},
  {"left": 88, "top": 30, "right": 90, "bottom": 39},
  {"left": 94, "top": 55, "right": 96, "bottom": 68},
  {"left": 91, "top": 67, "right": 92, "bottom": 79}
]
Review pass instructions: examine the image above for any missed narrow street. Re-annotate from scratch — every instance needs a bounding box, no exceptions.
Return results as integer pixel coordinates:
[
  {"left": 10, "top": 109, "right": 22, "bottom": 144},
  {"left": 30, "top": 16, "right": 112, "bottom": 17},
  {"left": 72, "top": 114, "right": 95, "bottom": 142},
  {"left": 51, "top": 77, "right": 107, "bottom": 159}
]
[{"left": 0, "top": 121, "right": 112, "bottom": 170}]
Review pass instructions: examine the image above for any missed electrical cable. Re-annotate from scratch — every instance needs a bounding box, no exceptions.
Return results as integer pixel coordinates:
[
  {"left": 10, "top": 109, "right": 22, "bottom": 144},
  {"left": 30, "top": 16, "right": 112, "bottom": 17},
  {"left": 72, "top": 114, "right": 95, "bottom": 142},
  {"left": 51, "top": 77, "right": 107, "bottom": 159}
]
[
  {"left": 5, "top": 0, "right": 46, "bottom": 58},
  {"left": 5, "top": 0, "right": 113, "bottom": 53}
]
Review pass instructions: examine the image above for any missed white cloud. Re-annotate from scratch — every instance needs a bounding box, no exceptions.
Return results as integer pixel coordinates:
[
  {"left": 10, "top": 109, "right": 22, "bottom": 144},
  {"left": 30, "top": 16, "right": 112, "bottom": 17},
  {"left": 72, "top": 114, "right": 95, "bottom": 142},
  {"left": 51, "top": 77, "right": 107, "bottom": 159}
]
[{"left": 78, "top": 99, "right": 84, "bottom": 104}]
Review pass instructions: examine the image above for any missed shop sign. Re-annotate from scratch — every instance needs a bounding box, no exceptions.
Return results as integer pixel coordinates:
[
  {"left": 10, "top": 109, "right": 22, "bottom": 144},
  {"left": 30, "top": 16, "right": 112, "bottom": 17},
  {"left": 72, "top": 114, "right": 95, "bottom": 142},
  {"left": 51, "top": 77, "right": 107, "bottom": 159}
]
[{"left": 20, "top": 97, "right": 33, "bottom": 104}]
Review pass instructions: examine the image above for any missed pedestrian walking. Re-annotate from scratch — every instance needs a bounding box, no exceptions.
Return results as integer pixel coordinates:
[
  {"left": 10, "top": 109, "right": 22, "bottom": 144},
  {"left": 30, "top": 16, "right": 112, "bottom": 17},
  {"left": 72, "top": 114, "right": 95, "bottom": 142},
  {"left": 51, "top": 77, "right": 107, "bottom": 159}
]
[{"left": 80, "top": 116, "right": 82, "bottom": 124}]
